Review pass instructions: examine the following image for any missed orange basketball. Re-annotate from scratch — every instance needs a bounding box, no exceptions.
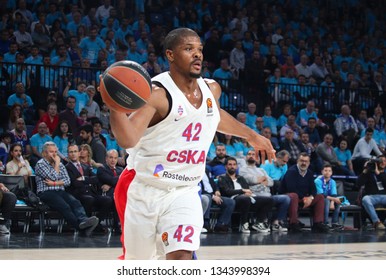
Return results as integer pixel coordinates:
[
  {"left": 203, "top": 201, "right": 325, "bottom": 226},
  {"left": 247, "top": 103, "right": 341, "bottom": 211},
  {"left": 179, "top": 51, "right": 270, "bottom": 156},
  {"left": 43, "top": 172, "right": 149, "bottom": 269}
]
[{"left": 99, "top": 60, "right": 152, "bottom": 113}]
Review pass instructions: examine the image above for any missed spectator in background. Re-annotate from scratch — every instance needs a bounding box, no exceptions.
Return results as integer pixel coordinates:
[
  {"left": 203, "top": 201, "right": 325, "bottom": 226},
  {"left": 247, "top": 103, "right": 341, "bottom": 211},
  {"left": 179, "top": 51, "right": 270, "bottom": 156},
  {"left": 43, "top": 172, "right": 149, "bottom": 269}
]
[
  {"left": 358, "top": 159, "right": 386, "bottom": 230},
  {"left": 261, "top": 150, "right": 290, "bottom": 195},
  {"left": 261, "top": 126, "right": 280, "bottom": 151},
  {"left": 303, "top": 117, "right": 322, "bottom": 147},
  {"left": 300, "top": 132, "right": 323, "bottom": 173},
  {"left": 334, "top": 105, "right": 359, "bottom": 150},
  {"left": 361, "top": 117, "right": 381, "bottom": 145},
  {"left": 79, "top": 27, "right": 106, "bottom": 65},
  {"left": 13, "top": 22, "right": 33, "bottom": 54},
  {"left": 262, "top": 106, "right": 278, "bottom": 137},
  {"left": 229, "top": 40, "right": 245, "bottom": 79},
  {"left": 99, "top": 103, "right": 110, "bottom": 131},
  {"left": 9, "top": 118, "right": 31, "bottom": 158},
  {"left": 296, "top": 100, "right": 318, "bottom": 128},
  {"left": 356, "top": 109, "right": 368, "bottom": 134},
  {"left": 280, "top": 129, "right": 306, "bottom": 167},
  {"left": 352, "top": 128, "right": 383, "bottom": 175},
  {"left": 78, "top": 124, "right": 106, "bottom": 164},
  {"left": 7, "top": 81, "right": 34, "bottom": 122},
  {"left": 79, "top": 144, "right": 103, "bottom": 174},
  {"left": 219, "top": 157, "right": 273, "bottom": 233},
  {"left": 277, "top": 103, "right": 292, "bottom": 129},
  {"left": 30, "top": 122, "right": 52, "bottom": 168},
  {"left": 141, "top": 51, "right": 161, "bottom": 78},
  {"left": 295, "top": 54, "right": 312, "bottom": 79},
  {"left": 96, "top": 148, "right": 123, "bottom": 231},
  {"left": 207, "top": 143, "right": 229, "bottom": 179},
  {"left": 200, "top": 170, "right": 235, "bottom": 233},
  {"left": 3, "top": 42, "right": 18, "bottom": 63},
  {"left": 32, "top": 102, "right": 59, "bottom": 137},
  {"left": 59, "top": 96, "right": 81, "bottom": 137},
  {"left": 314, "top": 164, "right": 343, "bottom": 230},
  {"left": 73, "top": 59, "right": 96, "bottom": 87},
  {"left": 65, "top": 144, "right": 113, "bottom": 232},
  {"left": 95, "top": 0, "right": 113, "bottom": 23},
  {"left": 245, "top": 103, "right": 257, "bottom": 130},
  {"left": 279, "top": 114, "right": 302, "bottom": 142},
  {"left": 0, "top": 183, "right": 17, "bottom": 234},
  {"left": 31, "top": 22, "right": 53, "bottom": 54},
  {"left": 373, "top": 105, "right": 385, "bottom": 132},
  {"left": 334, "top": 138, "right": 355, "bottom": 176},
  {"left": 0, "top": 132, "right": 12, "bottom": 164},
  {"left": 35, "top": 141, "right": 99, "bottom": 236},
  {"left": 212, "top": 58, "right": 234, "bottom": 90},
  {"left": 7, "top": 104, "right": 23, "bottom": 131},
  {"left": 309, "top": 55, "right": 328, "bottom": 83},
  {"left": 63, "top": 81, "right": 88, "bottom": 116},
  {"left": 239, "top": 150, "right": 289, "bottom": 232},
  {"left": 6, "top": 143, "right": 32, "bottom": 184},
  {"left": 279, "top": 153, "right": 329, "bottom": 233},
  {"left": 53, "top": 119, "right": 74, "bottom": 163},
  {"left": 84, "top": 85, "right": 100, "bottom": 119}
]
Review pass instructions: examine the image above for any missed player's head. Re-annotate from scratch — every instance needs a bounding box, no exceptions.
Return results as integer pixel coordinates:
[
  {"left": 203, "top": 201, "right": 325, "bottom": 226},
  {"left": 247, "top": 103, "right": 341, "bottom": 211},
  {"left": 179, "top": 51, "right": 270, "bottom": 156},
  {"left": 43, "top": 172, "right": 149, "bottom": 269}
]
[{"left": 164, "top": 28, "right": 202, "bottom": 78}]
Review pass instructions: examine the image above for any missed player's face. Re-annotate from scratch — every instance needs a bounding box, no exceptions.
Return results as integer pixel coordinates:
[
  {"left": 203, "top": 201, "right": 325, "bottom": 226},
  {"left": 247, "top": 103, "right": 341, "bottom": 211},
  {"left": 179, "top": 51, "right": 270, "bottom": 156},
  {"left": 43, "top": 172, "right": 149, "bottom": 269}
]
[{"left": 171, "top": 35, "right": 203, "bottom": 78}]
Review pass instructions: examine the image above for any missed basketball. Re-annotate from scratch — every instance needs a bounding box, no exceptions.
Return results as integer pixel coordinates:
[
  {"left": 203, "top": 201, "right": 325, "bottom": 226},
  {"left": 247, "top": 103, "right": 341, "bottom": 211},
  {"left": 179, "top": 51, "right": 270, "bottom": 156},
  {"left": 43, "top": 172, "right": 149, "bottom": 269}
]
[{"left": 99, "top": 60, "right": 152, "bottom": 113}]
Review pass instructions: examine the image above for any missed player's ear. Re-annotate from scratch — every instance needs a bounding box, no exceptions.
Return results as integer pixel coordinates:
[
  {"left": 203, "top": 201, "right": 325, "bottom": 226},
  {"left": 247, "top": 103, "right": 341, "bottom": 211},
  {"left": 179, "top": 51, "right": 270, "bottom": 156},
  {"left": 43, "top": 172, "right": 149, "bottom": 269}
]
[{"left": 165, "top": 49, "right": 174, "bottom": 62}]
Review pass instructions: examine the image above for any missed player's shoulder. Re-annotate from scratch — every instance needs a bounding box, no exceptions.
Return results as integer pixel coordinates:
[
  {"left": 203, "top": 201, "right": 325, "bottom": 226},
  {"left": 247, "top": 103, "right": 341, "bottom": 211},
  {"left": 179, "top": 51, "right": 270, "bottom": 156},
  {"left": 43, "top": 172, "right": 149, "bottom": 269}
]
[{"left": 203, "top": 78, "right": 221, "bottom": 99}]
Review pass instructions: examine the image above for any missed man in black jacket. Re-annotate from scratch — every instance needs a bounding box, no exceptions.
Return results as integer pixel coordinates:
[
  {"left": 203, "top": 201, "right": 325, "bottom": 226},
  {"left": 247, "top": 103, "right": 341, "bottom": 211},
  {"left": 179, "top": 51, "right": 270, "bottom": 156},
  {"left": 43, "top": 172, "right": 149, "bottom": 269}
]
[
  {"left": 218, "top": 157, "right": 273, "bottom": 233},
  {"left": 97, "top": 149, "right": 124, "bottom": 197},
  {"left": 65, "top": 144, "right": 112, "bottom": 229},
  {"left": 97, "top": 149, "right": 123, "bottom": 232},
  {"left": 200, "top": 170, "right": 235, "bottom": 233},
  {"left": 358, "top": 157, "right": 386, "bottom": 230}
]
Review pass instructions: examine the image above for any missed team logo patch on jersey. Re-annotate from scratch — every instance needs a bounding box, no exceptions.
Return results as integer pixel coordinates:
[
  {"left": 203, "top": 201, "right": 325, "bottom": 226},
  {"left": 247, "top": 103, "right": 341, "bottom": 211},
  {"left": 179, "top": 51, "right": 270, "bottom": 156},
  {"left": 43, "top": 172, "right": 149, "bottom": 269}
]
[
  {"left": 206, "top": 98, "right": 213, "bottom": 115},
  {"left": 153, "top": 164, "right": 164, "bottom": 177},
  {"left": 162, "top": 232, "right": 169, "bottom": 246},
  {"left": 178, "top": 105, "right": 184, "bottom": 116}
]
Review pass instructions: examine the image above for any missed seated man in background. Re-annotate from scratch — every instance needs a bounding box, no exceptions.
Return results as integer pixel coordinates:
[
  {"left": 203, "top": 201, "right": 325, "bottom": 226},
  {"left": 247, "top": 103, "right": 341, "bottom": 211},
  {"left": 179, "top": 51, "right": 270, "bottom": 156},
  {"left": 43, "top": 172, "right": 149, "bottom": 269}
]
[
  {"left": 239, "top": 150, "right": 290, "bottom": 231},
  {"left": 261, "top": 149, "right": 290, "bottom": 195},
  {"left": 200, "top": 170, "right": 235, "bottom": 233},
  {"left": 0, "top": 183, "right": 17, "bottom": 234},
  {"left": 97, "top": 149, "right": 123, "bottom": 232},
  {"left": 218, "top": 157, "right": 273, "bottom": 233},
  {"left": 358, "top": 158, "right": 386, "bottom": 230},
  {"left": 65, "top": 144, "right": 113, "bottom": 232},
  {"left": 279, "top": 153, "right": 329, "bottom": 233},
  {"left": 34, "top": 141, "right": 99, "bottom": 236},
  {"left": 97, "top": 149, "right": 123, "bottom": 197},
  {"left": 206, "top": 143, "right": 229, "bottom": 178},
  {"left": 352, "top": 128, "right": 383, "bottom": 175}
]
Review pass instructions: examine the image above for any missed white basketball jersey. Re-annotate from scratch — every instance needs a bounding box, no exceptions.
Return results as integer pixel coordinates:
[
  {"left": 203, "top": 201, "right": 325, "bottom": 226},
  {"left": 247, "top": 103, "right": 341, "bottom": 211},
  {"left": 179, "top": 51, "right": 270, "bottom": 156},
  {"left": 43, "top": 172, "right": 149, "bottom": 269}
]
[{"left": 126, "top": 72, "right": 220, "bottom": 189}]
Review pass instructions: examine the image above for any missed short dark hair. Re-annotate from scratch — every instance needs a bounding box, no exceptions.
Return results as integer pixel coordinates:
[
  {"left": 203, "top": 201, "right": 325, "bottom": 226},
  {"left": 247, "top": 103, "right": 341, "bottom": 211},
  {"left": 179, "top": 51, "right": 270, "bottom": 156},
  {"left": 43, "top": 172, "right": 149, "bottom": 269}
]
[
  {"left": 225, "top": 156, "right": 237, "bottom": 165},
  {"left": 365, "top": 127, "right": 374, "bottom": 134},
  {"left": 322, "top": 163, "right": 332, "bottom": 170},
  {"left": 79, "top": 124, "right": 93, "bottom": 134},
  {"left": 164, "top": 28, "right": 199, "bottom": 53}
]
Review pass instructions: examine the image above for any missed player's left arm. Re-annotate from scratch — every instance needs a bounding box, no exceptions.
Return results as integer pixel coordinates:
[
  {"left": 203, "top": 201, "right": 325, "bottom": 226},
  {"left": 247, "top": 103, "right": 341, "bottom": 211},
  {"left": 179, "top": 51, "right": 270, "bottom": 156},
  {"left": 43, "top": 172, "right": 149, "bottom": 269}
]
[{"left": 205, "top": 79, "right": 276, "bottom": 162}]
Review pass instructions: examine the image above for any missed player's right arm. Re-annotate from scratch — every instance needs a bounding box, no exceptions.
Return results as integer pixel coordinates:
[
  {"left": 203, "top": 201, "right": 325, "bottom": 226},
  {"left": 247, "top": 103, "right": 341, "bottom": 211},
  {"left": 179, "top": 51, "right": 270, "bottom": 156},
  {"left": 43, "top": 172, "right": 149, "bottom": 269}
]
[{"left": 108, "top": 84, "right": 169, "bottom": 149}]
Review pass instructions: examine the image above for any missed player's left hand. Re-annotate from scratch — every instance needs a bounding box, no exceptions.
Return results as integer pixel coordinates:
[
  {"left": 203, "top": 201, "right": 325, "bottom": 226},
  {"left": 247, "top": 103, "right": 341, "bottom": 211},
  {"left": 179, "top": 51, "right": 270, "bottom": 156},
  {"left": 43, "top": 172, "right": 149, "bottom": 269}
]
[{"left": 248, "top": 135, "right": 276, "bottom": 163}]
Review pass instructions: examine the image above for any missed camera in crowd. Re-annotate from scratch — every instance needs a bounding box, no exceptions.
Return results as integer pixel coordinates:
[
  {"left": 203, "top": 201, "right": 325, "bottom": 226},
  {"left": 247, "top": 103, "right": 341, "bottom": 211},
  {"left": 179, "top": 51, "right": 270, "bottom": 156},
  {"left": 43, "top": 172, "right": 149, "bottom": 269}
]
[{"left": 365, "top": 158, "right": 382, "bottom": 173}]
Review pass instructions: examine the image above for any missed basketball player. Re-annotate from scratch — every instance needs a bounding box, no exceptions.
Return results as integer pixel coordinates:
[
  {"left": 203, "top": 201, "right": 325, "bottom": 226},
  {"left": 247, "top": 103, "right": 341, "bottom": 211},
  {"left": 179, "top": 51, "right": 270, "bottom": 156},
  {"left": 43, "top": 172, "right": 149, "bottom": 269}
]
[{"left": 104, "top": 28, "right": 275, "bottom": 260}]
